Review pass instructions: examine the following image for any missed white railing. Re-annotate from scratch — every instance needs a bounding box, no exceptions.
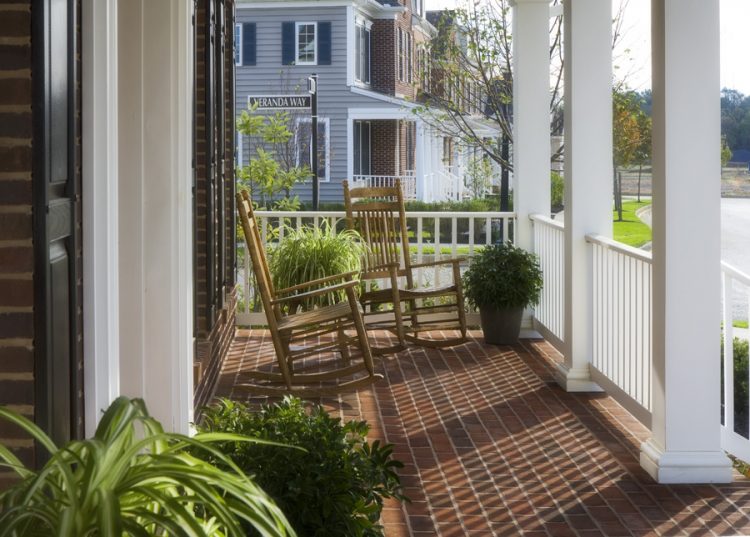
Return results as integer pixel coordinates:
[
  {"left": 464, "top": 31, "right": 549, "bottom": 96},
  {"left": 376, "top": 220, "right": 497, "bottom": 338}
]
[
  {"left": 530, "top": 215, "right": 565, "bottom": 351},
  {"left": 434, "top": 169, "right": 461, "bottom": 201},
  {"left": 351, "top": 174, "right": 417, "bottom": 200},
  {"left": 587, "top": 234, "right": 653, "bottom": 426},
  {"left": 721, "top": 261, "right": 750, "bottom": 462},
  {"left": 237, "top": 210, "right": 516, "bottom": 325}
]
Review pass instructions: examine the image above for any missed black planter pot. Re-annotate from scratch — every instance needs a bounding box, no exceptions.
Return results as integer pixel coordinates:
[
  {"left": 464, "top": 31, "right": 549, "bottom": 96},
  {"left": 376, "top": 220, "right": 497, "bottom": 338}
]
[{"left": 479, "top": 306, "right": 524, "bottom": 345}]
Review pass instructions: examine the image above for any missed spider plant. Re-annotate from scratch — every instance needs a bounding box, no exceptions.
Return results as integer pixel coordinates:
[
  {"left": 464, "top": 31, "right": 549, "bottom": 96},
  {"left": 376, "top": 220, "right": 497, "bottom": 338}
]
[
  {"left": 0, "top": 396, "right": 296, "bottom": 537},
  {"left": 269, "top": 222, "right": 369, "bottom": 310}
]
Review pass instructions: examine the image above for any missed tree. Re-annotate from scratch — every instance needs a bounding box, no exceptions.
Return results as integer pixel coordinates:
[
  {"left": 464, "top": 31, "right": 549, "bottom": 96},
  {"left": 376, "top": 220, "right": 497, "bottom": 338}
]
[
  {"left": 236, "top": 104, "right": 310, "bottom": 210},
  {"left": 721, "top": 136, "right": 733, "bottom": 167},
  {"left": 612, "top": 89, "right": 648, "bottom": 220},
  {"left": 413, "top": 0, "right": 630, "bottom": 211},
  {"left": 634, "top": 108, "right": 652, "bottom": 202}
]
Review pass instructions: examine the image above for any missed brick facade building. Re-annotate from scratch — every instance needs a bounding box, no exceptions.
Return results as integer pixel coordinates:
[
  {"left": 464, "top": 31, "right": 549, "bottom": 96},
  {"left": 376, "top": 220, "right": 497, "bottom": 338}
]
[{"left": 0, "top": 0, "right": 236, "bottom": 473}]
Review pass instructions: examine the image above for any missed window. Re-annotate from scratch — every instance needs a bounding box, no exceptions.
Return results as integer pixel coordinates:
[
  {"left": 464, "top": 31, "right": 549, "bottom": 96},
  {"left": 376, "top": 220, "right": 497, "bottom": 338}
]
[
  {"left": 407, "top": 33, "right": 413, "bottom": 83},
  {"left": 235, "top": 23, "right": 242, "bottom": 66},
  {"left": 414, "top": 0, "right": 424, "bottom": 17},
  {"left": 296, "top": 22, "right": 317, "bottom": 65},
  {"left": 353, "top": 120, "right": 371, "bottom": 176},
  {"left": 355, "top": 22, "right": 371, "bottom": 84},
  {"left": 296, "top": 117, "right": 330, "bottom": 181},
  {"left": 399, "top": 30, "right": 413, "bottom": 84},
  {"left": 236, "top": 131, "right": 243, "bottom": 168}
]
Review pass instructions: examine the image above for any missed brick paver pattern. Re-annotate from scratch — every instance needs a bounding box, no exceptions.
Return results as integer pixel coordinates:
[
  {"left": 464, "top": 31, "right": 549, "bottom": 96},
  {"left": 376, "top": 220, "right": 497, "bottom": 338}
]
[{"left": 216, "top": 330, "right": 750, "bottom": 536}]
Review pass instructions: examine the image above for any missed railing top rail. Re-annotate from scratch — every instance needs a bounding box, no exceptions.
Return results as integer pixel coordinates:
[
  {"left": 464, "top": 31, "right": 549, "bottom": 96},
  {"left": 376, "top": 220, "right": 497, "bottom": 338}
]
[
  {"left": 722, "top": 260, "right": 750, "bottom": 286},
  {"left": 585, "top": 233, "right": 653, "bottom": 264},
  {"left": 254, "top": 210, "right": 516, "bottom": 219},
  {"left": 529, "top": 213, "right": 564, "bottom": 230}
]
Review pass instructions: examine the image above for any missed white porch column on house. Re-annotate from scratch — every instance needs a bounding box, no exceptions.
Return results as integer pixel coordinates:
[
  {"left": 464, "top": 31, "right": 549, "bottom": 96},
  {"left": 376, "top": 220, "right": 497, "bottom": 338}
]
[
  {"left": 557, "top": 0, "right": 612, "bottom": 392},
  {"left": 117, "top": 0, "right": 194, "bottom": 433},
  {"left": 511, "top": 0, "right": 550, "bottom": 250},
  {"left": 640, "top": 0, "right": 731, "bottom": 483},
  {"left": 415, "top": 120, "right": 426, "bottom": 200}
]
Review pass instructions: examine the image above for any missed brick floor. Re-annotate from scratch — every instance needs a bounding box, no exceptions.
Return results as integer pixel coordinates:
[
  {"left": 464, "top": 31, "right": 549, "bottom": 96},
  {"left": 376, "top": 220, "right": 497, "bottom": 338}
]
[{"left": 216, "top": 330, "right": 750, "bottom": 536}]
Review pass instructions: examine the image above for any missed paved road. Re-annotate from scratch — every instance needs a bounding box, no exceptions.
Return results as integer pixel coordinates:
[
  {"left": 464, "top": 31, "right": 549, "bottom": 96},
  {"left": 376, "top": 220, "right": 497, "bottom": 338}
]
[{"left": 722, "top": 198, "right": 750, "bottom": 276}]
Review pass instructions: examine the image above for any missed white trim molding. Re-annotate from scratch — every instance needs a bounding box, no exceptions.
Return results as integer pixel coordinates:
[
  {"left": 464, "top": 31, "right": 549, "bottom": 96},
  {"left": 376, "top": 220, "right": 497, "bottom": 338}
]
[{"left": 82, "top": 0, "right": 120, "bottom": 435}]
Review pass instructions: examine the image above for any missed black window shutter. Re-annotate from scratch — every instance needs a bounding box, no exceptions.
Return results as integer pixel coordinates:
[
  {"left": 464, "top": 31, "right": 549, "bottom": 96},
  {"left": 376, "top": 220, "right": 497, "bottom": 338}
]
[
  {"left": 242, "top": 22, "right": 256, "bottom": 65},
  {"left": 282, "top": 22, "right": 294, "bottom": 65},
  {"left": 318, "top": 22, "right": 331, "bottom": 65}
]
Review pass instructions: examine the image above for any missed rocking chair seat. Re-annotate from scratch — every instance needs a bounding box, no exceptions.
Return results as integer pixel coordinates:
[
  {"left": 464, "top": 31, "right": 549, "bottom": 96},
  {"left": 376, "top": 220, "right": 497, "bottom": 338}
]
[{"left": 278, "top": 301, "right": 363, "bottom": 331}]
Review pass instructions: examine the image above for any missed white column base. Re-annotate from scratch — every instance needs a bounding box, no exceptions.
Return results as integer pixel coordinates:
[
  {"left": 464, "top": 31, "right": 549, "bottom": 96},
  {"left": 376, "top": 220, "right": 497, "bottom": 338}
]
[
  {"left": 640, "top": 439, "right": 733, "bottom": 484},
  {"left": 554, "top": 363, "right": 602, "bottom": 392}
]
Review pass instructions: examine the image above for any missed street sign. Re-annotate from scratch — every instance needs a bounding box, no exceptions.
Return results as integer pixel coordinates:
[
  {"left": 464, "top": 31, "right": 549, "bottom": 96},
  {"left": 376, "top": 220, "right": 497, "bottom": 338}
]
[{"left": 248, "top": 95, "right": 311, "bottom": 110}]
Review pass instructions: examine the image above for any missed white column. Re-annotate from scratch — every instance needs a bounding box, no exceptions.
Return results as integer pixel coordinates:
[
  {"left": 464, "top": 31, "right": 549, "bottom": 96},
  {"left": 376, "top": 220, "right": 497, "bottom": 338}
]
[
  {"left": 118, "top": 0, "right": 194, "bottom": 434},
  {"left": 415, "top": 120, "right": 425, "bottom": 200},
  {"left": 641, "top": 0, "right": 731, "bottom": 483},
  {"left": 82, "top": 0, "right": 120, "bottom": 435},
  {"left": 511, "top": 0, "right": 550, "bottom": 250},
  {"left": 557, "top": 0, "right": 612, "bottom": 391}
]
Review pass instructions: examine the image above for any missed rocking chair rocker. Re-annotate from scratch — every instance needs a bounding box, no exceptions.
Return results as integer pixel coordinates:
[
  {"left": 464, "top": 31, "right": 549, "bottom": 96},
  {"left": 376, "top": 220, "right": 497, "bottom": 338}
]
[{"left": 235, "top": 190, "right": 383, "bottom": 395}]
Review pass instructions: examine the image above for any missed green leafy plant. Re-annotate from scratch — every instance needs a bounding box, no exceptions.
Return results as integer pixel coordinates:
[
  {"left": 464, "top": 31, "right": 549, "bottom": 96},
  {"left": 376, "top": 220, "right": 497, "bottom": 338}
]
[
  {"left": 0, "top": 396, "right": 295, "bottom": 537},
  {"left": 197, "top": 397, "right": 406, "bottom": 537},
  {"left": 551, "top": 171, "right": 564, "bottom": 212},
  {"left": 463, "top": 243, "right": 543, "bottom": 310},
  {"left": 269, "top": 222, "right": 369, "bottom": 309}
]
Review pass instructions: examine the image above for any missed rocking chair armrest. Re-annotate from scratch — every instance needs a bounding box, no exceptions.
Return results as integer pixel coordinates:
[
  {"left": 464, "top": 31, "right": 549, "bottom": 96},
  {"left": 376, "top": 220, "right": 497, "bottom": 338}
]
[
  {"left": 409, "top": 256, "right": 467, "bottom": 270},
  {"left": 271, "top": 280, "right": 359, "bottom": 305},
  {"left": 275, "top": 271, "right": 359, "bottom": 296}
]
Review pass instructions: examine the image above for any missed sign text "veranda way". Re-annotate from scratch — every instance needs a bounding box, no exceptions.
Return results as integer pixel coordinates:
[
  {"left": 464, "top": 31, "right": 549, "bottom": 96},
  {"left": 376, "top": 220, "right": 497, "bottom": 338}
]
[{"left": 248, "top": 95, "right": 311, "bottom": 110}]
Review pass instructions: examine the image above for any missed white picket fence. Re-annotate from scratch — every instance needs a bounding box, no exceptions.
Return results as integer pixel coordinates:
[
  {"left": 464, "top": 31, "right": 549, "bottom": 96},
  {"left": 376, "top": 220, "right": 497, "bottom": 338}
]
[{"left": 237, "top": 210, "right": 516, "bottom": 325}]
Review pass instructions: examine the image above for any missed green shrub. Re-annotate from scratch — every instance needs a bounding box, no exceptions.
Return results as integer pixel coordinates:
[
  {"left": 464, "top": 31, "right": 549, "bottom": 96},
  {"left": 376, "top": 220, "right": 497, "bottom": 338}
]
[
  {"left": 724, "top": 336, "right": 750, "bottom": 436},
  {"left": 551, "top": 171, "right": 564, "bottom": 211},
  {"left": 463, "top": 243, "right": 543, "bottom": 310},
  {"left": 0, "top": 397, "right": 293, "bottom": 537},
  {"left": 197, "top": 398, "right": 406, "bottom": 537},
  {"left": 268, "top": 222, "right": 369, "bottom": 310}
]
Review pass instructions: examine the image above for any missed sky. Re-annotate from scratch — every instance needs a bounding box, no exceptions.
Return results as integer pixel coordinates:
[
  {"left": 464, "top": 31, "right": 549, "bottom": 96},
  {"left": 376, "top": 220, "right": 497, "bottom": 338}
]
[{"left": 427, "top": 0, "right": 750, "bottom": 96}]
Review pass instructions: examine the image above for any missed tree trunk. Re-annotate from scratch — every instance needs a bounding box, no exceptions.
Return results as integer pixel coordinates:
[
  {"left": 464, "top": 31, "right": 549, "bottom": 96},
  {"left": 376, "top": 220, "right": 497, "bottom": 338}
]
[
  {"left": 617, "top": 170, "right": 624, "bottom": 222},
  {"left": 637, "top": 163, "right": 642, "bottom": 203},
  {"left": 500, "top": 134, "right": 510, "bottom": 212}
]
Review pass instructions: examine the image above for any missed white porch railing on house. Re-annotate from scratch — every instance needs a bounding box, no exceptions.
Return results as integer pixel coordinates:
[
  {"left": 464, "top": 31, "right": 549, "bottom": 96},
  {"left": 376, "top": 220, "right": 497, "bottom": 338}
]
[
  {"left": 586, "top": 234, "right": 653, "bottom": 427},
  {"left": 530, "top": 215, "right": 565, "bottom": 350},
  {"left": 351, "top": 174, "right": 417, "bottom": 200},
  {"left": 721, "top": 261, "right": 750, "bottom": 462},
  {"left": 434, "top": 169, "right": 462, "bottom": 201},
  {"left": 237, "top": 210, "right": 515, "bottom": 326}
]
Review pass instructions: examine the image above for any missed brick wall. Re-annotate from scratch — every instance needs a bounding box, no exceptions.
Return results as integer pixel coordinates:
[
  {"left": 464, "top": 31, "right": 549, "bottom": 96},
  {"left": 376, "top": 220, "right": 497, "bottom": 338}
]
[
  {"left": 370, "top": 20, "right": 395, "bottom": 95},
  {"left": 193, "top": 0, "right": 236, "bottom": 412},
  {"left": 371, "top": 120, "right": 397, "bottom": 176},
  {"left": 0, "top": 0, "right": 35, "bottom": 478}
]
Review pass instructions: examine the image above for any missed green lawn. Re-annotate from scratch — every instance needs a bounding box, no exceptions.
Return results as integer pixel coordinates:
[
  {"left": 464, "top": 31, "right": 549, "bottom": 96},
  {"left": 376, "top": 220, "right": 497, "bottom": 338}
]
[{"left": 613, "top": 200, "right": 652, "bottom": 248}]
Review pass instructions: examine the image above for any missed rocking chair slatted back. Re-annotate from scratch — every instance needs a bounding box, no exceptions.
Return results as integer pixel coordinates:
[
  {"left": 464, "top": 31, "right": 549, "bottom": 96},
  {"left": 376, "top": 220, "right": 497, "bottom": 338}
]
[
  {"left": 343, "top": 180, "right": 414, "bottom": 285},
  {"left": 236, "top": 190, "right": 281, "bottom": 329}
]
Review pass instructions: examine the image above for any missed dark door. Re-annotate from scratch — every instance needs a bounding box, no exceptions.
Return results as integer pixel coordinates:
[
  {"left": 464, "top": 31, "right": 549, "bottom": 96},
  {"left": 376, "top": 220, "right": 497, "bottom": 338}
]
[{"left": 32, "top": 0, "right": 81, "bottom": 449}]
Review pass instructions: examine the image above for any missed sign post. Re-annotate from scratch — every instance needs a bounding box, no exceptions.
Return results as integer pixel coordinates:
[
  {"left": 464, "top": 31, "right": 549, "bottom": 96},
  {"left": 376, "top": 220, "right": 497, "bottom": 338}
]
[{"left": 309, "top": 74, "right": 319, "bottom": 210}]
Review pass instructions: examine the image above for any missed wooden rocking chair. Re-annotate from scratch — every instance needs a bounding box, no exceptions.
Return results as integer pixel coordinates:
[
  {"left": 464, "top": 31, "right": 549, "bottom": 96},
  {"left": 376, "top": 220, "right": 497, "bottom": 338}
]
[
  {"left": 343, "top": 180, "right": 468, "bottom": 348},
  {"left": 235, "top": 190, "right": 383, "bottom": 395}
]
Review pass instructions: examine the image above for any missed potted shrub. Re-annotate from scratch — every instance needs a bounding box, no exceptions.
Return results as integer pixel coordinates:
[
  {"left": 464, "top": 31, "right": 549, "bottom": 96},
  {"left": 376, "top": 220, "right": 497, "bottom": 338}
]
[{"left": 463, "top": 243, "right": 543, "bottom": 344}]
